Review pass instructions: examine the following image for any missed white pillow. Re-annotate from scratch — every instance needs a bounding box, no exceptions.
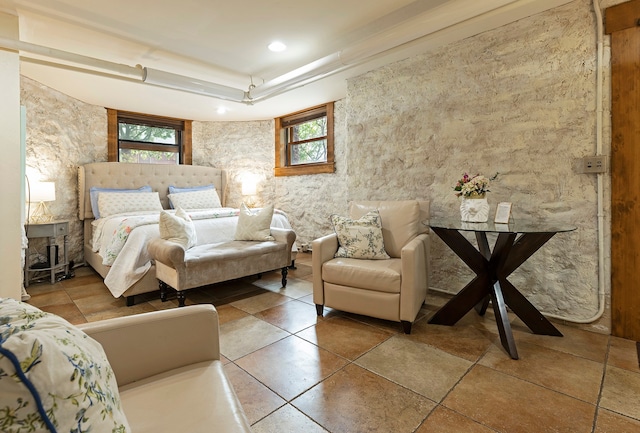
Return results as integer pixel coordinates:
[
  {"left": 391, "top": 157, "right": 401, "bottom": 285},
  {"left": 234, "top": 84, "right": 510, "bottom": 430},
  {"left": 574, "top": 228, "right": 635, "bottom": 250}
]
[
  {"left": 0, "top": 298, "right": 131, "bottom": 433},
  {"left": 159, "top": 207, "right": 197, "bottom": 249},
  {"left": 168, "top": 188, "right": 222, "bottom": 210},
  {"left": 234, "top": 203, "right": 275, "bottom": 241},
  {"left": 331, "top": 210, "right": 390, "bottom": 259},
  {"left": 98, "top": 191, "right": 163, "bottom": 218}
]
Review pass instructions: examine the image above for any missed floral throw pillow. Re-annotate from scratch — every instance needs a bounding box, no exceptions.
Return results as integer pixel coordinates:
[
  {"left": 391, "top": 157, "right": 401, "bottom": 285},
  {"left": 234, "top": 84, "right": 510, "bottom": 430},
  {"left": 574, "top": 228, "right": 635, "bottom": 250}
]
[
  {"left": 330, "top": 210, "right": 390, "bottom": 259},
  {"left": 0, "top": 298, "right": 131, "bottom": 433}
]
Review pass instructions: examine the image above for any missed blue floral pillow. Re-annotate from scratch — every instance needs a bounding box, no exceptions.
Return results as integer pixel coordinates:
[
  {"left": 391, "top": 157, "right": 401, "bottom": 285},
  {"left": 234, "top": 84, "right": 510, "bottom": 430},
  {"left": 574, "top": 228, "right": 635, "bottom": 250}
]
[
  {"left": 330, "top": 210, "right": 390, "bottom": 259},
  {"left": 0, "top": 298, "right": 130, "bottom": 433}
]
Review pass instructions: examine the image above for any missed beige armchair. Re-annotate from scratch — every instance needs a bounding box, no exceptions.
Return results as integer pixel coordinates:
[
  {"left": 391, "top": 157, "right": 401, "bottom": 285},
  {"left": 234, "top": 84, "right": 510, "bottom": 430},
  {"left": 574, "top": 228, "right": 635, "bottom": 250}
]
[{"left": 312, "top": 200, "right": 430, "bottom": 334}]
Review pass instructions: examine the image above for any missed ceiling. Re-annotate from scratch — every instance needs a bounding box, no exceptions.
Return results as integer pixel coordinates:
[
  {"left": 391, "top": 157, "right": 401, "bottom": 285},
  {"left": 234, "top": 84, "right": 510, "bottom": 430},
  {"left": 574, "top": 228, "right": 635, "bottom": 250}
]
[{"left": 0, "top": 0, "right": 573, "bottom": 121}]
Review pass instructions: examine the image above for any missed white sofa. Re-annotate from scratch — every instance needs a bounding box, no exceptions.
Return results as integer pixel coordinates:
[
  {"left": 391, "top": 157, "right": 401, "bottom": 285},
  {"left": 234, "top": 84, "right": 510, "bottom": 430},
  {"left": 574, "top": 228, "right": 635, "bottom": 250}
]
[{"left": 78, "top": 304, "right": 252, "bottom": 433}]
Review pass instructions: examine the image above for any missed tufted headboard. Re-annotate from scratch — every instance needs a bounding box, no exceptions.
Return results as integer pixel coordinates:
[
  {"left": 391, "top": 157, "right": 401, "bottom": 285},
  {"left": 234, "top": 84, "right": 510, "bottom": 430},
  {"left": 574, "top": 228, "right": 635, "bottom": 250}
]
[{"left": 78, "top": 162, "right": 228, "bottom": 220}]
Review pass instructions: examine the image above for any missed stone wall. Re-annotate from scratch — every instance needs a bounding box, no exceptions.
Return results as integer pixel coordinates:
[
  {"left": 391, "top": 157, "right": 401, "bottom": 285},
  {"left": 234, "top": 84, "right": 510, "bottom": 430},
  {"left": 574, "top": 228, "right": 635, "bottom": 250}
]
[
  {"left": 21, "top": 76, "right": 107, "bottom": 268},
  {"left": 344, "top": 0, "right": 609, "bottom": 331}
]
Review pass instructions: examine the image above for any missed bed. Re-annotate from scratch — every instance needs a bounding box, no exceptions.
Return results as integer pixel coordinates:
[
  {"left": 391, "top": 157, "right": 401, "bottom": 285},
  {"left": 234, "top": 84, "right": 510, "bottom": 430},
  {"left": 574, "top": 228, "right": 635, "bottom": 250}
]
[{"left": 78, "top": 162, "right": 296, "bottom": 306}]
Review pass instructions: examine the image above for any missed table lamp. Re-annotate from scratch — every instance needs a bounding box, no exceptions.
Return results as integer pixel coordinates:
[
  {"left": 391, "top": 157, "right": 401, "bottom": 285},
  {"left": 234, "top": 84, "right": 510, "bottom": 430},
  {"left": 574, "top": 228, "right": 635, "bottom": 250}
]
[
  {"left": 29, "top": 181, "right": 56, "bottom": 223},
  {"left": 241, "top": 177, "right": 258, "bottom": 208}
]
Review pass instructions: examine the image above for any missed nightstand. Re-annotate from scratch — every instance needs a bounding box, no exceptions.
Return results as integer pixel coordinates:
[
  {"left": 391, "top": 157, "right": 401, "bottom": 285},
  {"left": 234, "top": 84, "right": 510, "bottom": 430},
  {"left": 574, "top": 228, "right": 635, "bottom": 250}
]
[{"left": 24, "top": 220, "right": 69, "bottom": 286}]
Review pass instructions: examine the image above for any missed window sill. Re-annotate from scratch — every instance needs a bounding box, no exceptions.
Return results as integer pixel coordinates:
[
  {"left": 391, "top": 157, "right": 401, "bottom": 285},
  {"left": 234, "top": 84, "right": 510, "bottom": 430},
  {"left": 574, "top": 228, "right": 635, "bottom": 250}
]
[{"left": 274, "top": 163, "right": 335, "bottom": 177}]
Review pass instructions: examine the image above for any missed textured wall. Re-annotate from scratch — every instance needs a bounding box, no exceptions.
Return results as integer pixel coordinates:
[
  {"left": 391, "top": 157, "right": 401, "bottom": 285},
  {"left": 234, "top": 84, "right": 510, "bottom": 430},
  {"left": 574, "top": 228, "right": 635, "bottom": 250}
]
[
  {"left": 344, "top": 0, "right": 609, "bottom": 330},
  {"left": 21, "top": 76, "right": 107, "bottom": 268}
]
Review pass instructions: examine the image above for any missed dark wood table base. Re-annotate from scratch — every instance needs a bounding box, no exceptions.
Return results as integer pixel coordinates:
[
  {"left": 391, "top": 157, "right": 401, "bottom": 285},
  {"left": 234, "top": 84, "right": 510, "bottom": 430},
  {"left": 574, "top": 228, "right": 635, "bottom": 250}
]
[{"left": 428, "top": 227, "right": 563, "bottom": 359}]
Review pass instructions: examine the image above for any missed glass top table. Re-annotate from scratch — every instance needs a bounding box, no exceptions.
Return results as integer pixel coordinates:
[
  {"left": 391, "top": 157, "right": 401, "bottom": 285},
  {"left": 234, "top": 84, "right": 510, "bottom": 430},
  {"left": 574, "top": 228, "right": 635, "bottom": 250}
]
[
  {"left": 427, "top": 217, "right": 576, "bottom": 359},
  {"left": 428, "top": 217, "right": 576, "bottom": 234}
]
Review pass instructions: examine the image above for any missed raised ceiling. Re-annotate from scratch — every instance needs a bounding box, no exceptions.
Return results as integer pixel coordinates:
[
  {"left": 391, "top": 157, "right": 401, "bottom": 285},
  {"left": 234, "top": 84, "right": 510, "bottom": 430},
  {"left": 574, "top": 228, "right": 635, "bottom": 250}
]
[{"left": 0, "top": 0, "right": 572, "bottom": 121}]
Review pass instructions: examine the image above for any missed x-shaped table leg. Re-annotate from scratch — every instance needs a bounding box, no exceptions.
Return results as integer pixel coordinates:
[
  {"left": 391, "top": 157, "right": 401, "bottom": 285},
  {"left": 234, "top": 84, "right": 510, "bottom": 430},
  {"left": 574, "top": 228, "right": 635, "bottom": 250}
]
[{"left": 428, "top": 227, "right": 563, "bottom": 359}]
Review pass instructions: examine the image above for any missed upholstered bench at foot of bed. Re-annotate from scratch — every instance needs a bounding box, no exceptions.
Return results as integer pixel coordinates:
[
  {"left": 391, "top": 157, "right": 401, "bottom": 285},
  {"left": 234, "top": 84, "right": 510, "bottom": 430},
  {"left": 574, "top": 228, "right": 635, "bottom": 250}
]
[{"left": 148, "top": 228, "right": 296, "bottom": 307}]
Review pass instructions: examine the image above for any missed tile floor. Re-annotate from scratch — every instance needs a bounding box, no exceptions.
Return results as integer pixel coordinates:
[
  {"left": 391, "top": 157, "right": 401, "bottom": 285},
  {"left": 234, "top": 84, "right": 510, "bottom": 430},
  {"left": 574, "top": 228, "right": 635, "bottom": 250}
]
[{"left": 26, "top": 253, "right": 640, "bottom": 433}]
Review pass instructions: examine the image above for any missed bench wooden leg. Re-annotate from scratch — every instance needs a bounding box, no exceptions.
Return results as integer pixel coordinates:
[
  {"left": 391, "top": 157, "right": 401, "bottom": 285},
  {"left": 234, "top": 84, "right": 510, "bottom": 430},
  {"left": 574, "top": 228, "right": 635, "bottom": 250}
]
[
  {"left": 316, "top": 304, "right": 324, "bottom": 316},
  {"left": 177, "top": 291, "right": 186, "bottom": 307},
  {"left": 281, "top": 267, "right": 288, "bottom": 287},
  {"left": 126, "top": 296, "right": 135, "bottom": 307}
]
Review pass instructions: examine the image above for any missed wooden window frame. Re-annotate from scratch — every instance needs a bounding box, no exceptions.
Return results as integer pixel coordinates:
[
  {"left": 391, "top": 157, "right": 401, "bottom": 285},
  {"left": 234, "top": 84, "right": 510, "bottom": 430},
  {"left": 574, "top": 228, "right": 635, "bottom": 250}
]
[
  {"left": 107, "top": 108, "right": 192, "bottom": 164},
  {"left": 275, "top": 102, "right": 334, "bottom": 176}
]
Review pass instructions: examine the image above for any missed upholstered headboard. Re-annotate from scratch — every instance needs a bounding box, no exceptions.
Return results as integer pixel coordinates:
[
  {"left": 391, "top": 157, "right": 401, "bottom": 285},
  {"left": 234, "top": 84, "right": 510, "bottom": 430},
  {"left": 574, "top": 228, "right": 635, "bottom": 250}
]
[{"left": 78, "top": 162, "right": 228, "bottom": 220}]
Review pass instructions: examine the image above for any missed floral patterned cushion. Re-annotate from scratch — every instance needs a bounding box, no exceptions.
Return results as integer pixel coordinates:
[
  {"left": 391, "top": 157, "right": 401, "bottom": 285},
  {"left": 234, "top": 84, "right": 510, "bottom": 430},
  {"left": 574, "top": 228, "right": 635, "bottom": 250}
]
[
  {"left": 0, "top": 298, "right": 131, "bottom": 433},
  {"left": 330, "top": 210, "right": 390, "bottom": 259}
]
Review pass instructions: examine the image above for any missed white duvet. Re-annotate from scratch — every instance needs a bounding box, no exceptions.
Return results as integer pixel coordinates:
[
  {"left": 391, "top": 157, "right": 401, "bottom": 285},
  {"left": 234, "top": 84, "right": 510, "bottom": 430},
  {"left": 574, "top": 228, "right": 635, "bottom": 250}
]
[{"left": 91, "top": 208, "right": 295, "bottom": 298}]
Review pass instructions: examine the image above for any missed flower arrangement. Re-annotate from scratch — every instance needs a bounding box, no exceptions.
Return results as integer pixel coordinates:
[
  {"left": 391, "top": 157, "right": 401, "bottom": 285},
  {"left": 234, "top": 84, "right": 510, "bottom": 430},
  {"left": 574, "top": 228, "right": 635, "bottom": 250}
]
[{"left": 453, "top": 172, "right": 498, "bottom": 198}]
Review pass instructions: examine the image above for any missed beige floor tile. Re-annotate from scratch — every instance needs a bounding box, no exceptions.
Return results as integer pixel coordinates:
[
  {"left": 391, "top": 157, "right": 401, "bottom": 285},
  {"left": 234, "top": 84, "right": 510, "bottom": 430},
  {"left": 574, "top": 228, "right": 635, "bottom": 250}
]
[
  {"left": 417, "top": 406, "right": 496, "bottom": 433},
  {"left": 479, "top": 340, "right": 605, "bottom": 403},
  {"left": 219, "top": 315, "right": 289, "bottom": 360},
  {"left": 84, "top": 302, "right": 157, "bottom": 322},
  {"left": 510, "top": 321, "right": 609, "bottom": 363},
  {"left": 443, "top": 365, "right": 596, "bottom": 433},
  {"left": 408, "top": 313, "right": 493, "bottom": 362},
  {"left": 599, "top": 365, "right": 640, "bottom": 421},
  {"left": 215, "top": 303, "right": 251, "bottom": 325},
  {"left": 39, "top": 302, "right": 87, "bottom": 325},
  {"left": 236, "top": 335, "right": 347, "bottom": 400},
  {"left": 223, "top": 363, "right": 286, "bottom": 425},
  {"left": 356, "top": 335, "right": 472, "bottom": 402},
  {"left": 293, "top": 363, "right": 435, "bottom": 433},
  {"left": 255, "top": 278, "right": 314, "bottom": 300},
  {"left": 72, "top": 292, "right": 131, "bottom": 315},
  {"left": 251, "top": 404, "right": 328, "bottom": 433},
  {"left": 296, "top": 316, "right": 393, "bottom": 360},
  {"left": 27, "top": 289, "right": 73, "bottom": 308},
  {"left": 230, "top": 291, "right": 291, "bottom": 314},
  {"left": 608, "top": 337, "right": 640, "bottom": 374},
  {"left": 254, "top": 299, "right": 320, "bottom": 333},
  {"left": 594, "top": 408, "right": 640, "bottom": 433},
  {"left": 64, "top": 281, "right": 115, "bottom": 301}
]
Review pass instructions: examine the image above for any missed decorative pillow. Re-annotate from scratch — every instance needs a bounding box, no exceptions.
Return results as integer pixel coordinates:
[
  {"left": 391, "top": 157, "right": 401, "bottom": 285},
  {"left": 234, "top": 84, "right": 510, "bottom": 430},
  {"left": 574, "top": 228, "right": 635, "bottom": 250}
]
[
  {"left": 90, "top": 185, "right": 152, "bottom": 218},
  {"left": 167, "top": 185, "right": 216, "bottom": 208},
  {"left": 0, "top": 298, "right": 131, "bottom": 433},
  {"left": 167, "top": 188, "right": 222, "bottom": 210},
  {"left": 159, "top": 207, "right": 197, "bottom": 249},
  {"left": 168, "top": 184, "right": 215, "bottom": 194},
  {"left": 234, "top": 203, "right": 274, "bottom": 241},
  {"left": 98, "top": 191, "right": 163, "bottom": 218},
  {"left": 330, "top": 210, "right": 390, "bottom": 259}
]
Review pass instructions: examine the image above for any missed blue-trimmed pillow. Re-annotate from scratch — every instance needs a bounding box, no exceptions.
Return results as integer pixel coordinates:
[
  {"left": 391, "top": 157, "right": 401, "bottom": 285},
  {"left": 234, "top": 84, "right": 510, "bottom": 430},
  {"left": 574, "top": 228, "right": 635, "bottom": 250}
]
[
  {"left": 167, "top": 184, "right": 215, "bottom": 208},
  {"left": 0, "top": 298, "right": 131, "bottom": 433},
  {"left": 90, "top": 185, "right": 152, "bottom": 218}
]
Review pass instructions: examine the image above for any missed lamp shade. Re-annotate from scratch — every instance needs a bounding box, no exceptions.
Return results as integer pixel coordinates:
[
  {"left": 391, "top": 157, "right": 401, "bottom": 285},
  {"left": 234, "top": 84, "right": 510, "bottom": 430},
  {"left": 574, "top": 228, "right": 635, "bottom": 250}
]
[
  {"left": 241, "top": 179, "right": 257, "bottom": 196},
  {"left": 30, "top": 181, "right": 56, "bottom": 202}
]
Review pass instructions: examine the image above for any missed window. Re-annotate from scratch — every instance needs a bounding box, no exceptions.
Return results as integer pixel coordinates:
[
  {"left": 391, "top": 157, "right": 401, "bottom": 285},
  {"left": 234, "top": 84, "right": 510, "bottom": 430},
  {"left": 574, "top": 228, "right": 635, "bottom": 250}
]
[
  {"left": 275, "top": 102, "right": 334, "bottom": 176},
  {"left": 107, "top": 109, "right": 192, "bottom": 164}
]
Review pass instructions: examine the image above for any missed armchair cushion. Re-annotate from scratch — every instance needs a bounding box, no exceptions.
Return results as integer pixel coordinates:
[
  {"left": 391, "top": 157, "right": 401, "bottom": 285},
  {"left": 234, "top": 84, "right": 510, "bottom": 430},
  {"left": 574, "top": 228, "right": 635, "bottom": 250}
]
[
  {"left": 330, "top": 210, "right": 390, "bottom": 259},
  {"left": 322, "top": 257, "right": 401, "bottom": 293}
]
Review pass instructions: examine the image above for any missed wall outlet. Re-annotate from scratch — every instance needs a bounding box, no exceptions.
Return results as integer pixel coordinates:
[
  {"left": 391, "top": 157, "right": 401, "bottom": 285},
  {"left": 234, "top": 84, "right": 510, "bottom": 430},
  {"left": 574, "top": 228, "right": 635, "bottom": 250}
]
[{"left": 583, "top": 156, "right": 607, "bottom": 173}]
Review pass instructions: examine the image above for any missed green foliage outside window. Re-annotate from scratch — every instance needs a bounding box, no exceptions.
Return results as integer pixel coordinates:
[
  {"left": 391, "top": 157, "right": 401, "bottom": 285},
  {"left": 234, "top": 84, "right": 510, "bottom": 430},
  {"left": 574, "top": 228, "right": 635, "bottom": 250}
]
[{"left": 289, "top": 117, "right": 327, "bottom": 165}]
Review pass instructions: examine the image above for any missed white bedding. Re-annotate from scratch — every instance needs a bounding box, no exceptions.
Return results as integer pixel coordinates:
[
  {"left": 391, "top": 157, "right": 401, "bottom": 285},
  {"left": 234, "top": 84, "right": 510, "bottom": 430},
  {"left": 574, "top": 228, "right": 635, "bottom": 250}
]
[{"left": 91, "top": 208, "right": 295, "bottom": 298}]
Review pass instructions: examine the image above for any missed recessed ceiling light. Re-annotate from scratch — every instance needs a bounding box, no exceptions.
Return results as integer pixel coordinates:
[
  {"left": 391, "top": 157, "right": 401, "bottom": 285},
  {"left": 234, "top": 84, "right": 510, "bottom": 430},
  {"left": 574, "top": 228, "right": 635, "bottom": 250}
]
[
  {"left": 268, "top": 41, "right": 286, "bottom": 52},
  {"left": 217, "top": 106, "right": 227, "bottom": 114}
]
